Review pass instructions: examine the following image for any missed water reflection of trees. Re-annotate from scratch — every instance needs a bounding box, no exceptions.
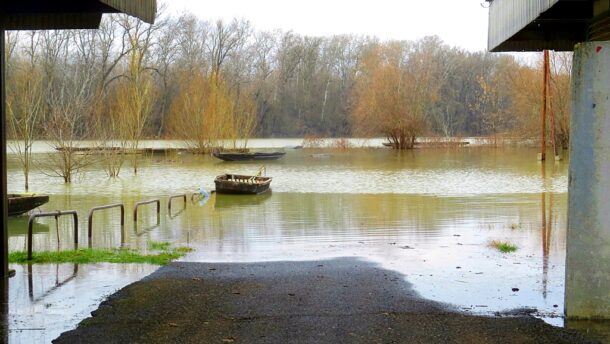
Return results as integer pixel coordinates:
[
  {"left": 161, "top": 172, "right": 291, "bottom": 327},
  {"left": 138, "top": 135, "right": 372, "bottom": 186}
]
[
  {"left": 170, "top": 193, "right": 567, "bottom": 252},
  {"left": 541, "top": 192, "right": 555, "bottom": 298}
]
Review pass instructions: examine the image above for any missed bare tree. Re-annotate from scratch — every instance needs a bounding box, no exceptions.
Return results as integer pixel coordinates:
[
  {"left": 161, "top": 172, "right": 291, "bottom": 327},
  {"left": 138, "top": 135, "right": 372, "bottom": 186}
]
[
  {"left": 6, "top": 32, "right": 44, "bottom": 190},
  {"left": 208, "top": 19, "right": 251, "bottom": 78},
  {"left": 114, "top": 14, "right": 159, "bottom": 174},
  {"left": 44, "top": 33, "right": 97, "bottom": 183},
  {"left": 351, "top": 40, "right": 441, "bottom": 149}
]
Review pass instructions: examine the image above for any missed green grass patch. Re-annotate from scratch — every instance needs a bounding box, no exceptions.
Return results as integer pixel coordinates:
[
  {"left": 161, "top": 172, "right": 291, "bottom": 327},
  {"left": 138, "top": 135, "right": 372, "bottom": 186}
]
[
  {"left": 489, "top": 241, "right": 518, "bottom": 253},
  {"left": 9, "top": 246, "right": 193, "bottom": 265},
  {"left": 148, "top": 241, "right": 171, "bottom": 251}
]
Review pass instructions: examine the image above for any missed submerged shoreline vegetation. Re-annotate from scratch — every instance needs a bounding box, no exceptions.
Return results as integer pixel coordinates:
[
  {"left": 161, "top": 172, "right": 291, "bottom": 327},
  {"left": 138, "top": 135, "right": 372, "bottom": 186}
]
[
  {"left": 489, "top": 240, "right": 518, "bottom": 253},
  {"left": 9, "top": 243, "right": 193, "bottom": 265}
]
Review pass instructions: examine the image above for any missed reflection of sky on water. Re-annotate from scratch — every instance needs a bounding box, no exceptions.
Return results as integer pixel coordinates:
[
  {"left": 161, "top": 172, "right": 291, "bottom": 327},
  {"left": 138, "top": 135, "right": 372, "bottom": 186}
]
[
  {"left": 7, "top": 264, "right": 157, "bottom": 343},
  {"left": 5, "top": 145, "right": 583, "bottom": 342}
]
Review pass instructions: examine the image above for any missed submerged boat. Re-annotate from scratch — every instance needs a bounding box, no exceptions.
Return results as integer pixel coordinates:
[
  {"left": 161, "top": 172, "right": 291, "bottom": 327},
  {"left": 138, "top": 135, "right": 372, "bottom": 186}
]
[
  {"left": 212, "top": 151, "right": 286, "bottom": 161},
  {"left": 214, "top": 174, "right": 272, "bottom": 195},
  {"left": 8, "top": 194, "right": 49, "bottom": 216}
]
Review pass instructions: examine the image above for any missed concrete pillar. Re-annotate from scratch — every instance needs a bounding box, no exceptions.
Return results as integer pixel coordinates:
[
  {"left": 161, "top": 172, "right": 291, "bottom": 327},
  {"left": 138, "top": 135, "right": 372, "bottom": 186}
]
[{"left": 566, "top": 41, "right": 610, "bottom": 319}]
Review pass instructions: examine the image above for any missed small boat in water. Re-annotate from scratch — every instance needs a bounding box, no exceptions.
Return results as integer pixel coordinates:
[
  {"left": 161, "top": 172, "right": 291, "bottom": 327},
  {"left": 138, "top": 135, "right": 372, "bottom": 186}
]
[
  {"left": 214, "top": 174, "right": 272, "bottom": 195},
  {"left": 8, "top": 194, "right": 49, "bottom": 216},
  {"left": 212, "top": 151, "right": 286, "bottom": 161}
]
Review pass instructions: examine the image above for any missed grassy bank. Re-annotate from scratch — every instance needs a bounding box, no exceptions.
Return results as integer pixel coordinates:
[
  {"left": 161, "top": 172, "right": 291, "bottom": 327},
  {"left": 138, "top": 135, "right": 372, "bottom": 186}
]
[{"left": 9, "top": 242, "right": 192, "bottom": 265}]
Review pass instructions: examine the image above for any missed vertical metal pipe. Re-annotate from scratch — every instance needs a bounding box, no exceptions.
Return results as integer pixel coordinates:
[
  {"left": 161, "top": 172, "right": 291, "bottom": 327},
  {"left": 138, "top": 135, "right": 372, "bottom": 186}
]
[
  {"left": 156, "top": 199, "right": 160, "bottom": 224},
  {"left": 73, "top": 212, "right": 78, "bottom": 250},
  {"left": 0, "top": 29, "right": 8, "bottom": 277},
  {"left": 547, "top": 52, "right": 558, "bottom": 158},
  {"left": 27, "top": 214, "right": 35, "bottom": 260},
  {"left": 88, "top": 212, "right": 93, "bottom": 246},
  {"left": 540, "top": 50, "right": 549, "bottom": 161}
]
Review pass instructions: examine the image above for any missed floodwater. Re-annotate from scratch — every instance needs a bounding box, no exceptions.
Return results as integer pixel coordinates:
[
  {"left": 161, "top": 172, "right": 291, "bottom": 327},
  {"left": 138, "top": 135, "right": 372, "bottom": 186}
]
[{"left": 3, "top": 141, "right": 608, "bottom": 343}]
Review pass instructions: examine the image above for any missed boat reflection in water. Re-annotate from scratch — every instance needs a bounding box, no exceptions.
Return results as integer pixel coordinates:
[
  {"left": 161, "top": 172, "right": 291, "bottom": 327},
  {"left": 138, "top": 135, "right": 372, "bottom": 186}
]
[
  {"left": 8, "top": 217, "right": 50, "bottom": 238},
  {"left": 214, "top": 192, "right": 273, "bottom": 209}
]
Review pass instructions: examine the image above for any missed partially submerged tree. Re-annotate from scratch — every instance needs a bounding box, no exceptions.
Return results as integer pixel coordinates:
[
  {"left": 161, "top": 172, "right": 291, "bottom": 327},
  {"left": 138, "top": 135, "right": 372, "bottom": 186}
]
[
  {"left": 168, "top": 68, "right": 258, "bottom": 152},
  {"left": 6, "top": 32, "right": 44, "bottom": 190},
  {"left": 472, "top": 66, "right": 513, "bottom": 146},
  {"left": 351, "top": 40, "right": 441, "bottom": 149},
  {"left": 44, "top": 64, "right": 96, "bottom": 183},
  {"left": 549, "top": 52, "right": 572, "bottom": 149},
  {"left": 115, "top": 14, "right": 159, "bottom": 174},
  {"left": 225, "top": 85, "right": 257, "bottom": 149}
]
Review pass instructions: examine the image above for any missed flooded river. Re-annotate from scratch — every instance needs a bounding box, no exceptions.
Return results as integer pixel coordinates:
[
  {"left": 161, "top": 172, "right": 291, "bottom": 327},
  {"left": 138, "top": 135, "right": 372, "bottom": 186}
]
[{"left": 4, "top": 141, "right": 607, "bottom": 342}]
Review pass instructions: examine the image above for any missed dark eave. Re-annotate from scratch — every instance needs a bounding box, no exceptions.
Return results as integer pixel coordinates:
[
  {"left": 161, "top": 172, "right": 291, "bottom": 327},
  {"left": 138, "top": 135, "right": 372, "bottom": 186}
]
[
  {"left": 0, "top": 0, "right": 156, "bottom": 30},
  {"left": 488, "top": 0, "right": 598, "bottom": 52}
]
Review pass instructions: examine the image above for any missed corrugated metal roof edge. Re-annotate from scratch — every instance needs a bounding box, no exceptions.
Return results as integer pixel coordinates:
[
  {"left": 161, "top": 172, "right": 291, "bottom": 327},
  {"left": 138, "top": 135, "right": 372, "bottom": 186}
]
[{"left": 99, "top": 0, "right": 157, "bottom": 24}]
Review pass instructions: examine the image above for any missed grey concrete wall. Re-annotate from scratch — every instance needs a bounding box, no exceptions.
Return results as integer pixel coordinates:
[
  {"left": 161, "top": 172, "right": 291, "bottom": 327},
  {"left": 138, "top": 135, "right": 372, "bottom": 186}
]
[{"left": 566, "top": 41, "right": 610, "bottom": 319}]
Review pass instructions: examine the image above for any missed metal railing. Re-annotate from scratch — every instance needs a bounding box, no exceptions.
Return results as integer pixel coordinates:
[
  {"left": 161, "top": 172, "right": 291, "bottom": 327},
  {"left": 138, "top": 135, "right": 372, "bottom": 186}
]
[
  {"left": 28, "top": 210, "right": 78, "bottom": 260},
  {"left": 168, "top": 194, "right": 187, "bottom": 217},
  {"left": 87, "top": 204, "right": 124, "bottom": 248},
  {"left": 133, "top": 199, "right": 160, "bottom": 224}
]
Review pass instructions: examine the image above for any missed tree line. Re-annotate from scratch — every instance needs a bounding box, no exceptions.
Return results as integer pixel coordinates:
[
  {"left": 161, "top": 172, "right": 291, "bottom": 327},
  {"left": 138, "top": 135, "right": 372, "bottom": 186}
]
[{"left": 5, "top": 10, "right": 572, "bottom": 185}]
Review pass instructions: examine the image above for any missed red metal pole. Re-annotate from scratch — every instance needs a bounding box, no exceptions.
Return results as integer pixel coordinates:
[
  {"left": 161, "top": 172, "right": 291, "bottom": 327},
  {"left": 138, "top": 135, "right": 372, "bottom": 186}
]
[
  {"left": 540, "top": 50, "right": 549, "bottom": 161},
  {"left": 548, "top": 52, "right": 558, "bottom": 158}
]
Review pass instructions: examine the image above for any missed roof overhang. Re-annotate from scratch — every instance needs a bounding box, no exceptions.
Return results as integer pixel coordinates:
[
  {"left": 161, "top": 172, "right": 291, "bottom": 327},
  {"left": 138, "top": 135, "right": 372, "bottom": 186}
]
[
  {"left": 488, "top": 0, "right": 602, "bottom": 52},
  {"left": 0, "top": 0, "right": 156, "bottom": 30}
]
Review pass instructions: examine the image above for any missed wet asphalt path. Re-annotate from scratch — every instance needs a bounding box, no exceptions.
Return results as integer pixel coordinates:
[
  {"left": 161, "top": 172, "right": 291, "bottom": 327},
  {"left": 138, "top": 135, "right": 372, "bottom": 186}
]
[{"left": 55, "top": 258, "right": 597, "bottom": 343}]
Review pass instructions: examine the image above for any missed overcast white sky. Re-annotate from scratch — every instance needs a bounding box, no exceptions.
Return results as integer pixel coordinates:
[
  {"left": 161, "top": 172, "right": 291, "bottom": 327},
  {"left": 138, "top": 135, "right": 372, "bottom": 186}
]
[{"left": 162, "top": 0, "right": 490, "bottom": 52}]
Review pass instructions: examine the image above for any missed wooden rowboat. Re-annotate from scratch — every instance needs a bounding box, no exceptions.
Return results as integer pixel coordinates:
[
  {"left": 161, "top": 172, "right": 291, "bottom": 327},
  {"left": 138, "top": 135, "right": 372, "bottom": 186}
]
[
  {"left": 8, "top": 194, "right": 49, "bottom": 216},
  {"left": 214, "top": 174, "right": 272, "bottom": 195},
  {"left": 213, "top": 151, "right": 286, "bottom": 161}
]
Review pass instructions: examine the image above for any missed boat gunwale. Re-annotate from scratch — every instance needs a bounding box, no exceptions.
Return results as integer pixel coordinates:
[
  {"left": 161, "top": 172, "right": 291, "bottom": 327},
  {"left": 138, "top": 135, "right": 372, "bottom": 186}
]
[{"left": 214, "top": 174, "right": 272, "bottom": 186}]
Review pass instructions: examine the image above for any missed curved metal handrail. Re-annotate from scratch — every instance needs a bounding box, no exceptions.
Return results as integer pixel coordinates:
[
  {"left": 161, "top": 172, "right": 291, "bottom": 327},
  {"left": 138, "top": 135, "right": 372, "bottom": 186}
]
[
  {"left": 87, "top": 204, "right": 124, "bottom": 247},
  {"left": 133, "top": 199, "right": 160, "bottom": 224},
  {"left": 168, "top": 194, "right": 187, "bottom": 217},
  {"left": 28, "top": 210, "right": 78, "bottom": 260}
]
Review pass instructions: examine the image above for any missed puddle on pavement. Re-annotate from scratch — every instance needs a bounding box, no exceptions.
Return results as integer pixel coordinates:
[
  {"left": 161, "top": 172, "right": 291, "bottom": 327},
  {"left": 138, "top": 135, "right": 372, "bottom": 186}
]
[{"left": 5, "top": 146, "right": 610, "bottom": 343}]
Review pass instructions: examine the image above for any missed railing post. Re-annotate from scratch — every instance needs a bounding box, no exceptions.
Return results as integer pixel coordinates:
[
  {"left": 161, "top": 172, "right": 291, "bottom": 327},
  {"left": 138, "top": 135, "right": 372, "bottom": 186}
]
[
  {"left": 156, "top": 200, "right": 160, "bottom": 224},
  {"left": 88, "top": 210, "right": 93, "bottom": 245},
  {"left": 27, "top": 213, "right": 35, "bottom": 260},
  {"left": 120, "top": 204, "right": 125, "bottom": 245},
  {"left": 73, "top": 212, "right": 78, "bottom": 250}
]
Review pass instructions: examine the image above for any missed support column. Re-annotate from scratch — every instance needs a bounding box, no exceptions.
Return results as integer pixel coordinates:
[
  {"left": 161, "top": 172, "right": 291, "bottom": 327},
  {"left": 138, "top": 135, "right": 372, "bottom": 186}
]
[
  {"left": 566, "top": 41, "right": 610, "bottom": 319},
  {"left": 0, "top": 29, "right": 8, "bottom": 278}
]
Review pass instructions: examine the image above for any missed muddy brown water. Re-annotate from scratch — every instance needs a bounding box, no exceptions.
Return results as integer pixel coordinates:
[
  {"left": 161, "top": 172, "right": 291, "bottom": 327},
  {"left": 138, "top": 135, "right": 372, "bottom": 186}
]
[{"left": 4, "top": 141, "right": 608, "bottom": 342}]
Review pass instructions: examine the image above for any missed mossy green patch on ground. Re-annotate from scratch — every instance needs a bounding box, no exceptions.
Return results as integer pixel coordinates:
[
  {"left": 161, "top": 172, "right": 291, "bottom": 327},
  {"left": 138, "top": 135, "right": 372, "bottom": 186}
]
[
  {"left": 489, "top": 241, "right": 518, "bottom": 253},
  {"left": 9, "top": 246, "right": 193, "bottom": 265}
]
